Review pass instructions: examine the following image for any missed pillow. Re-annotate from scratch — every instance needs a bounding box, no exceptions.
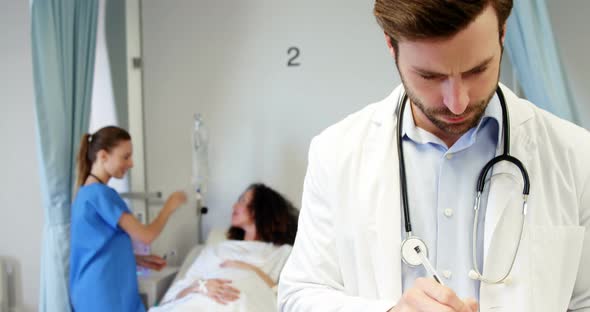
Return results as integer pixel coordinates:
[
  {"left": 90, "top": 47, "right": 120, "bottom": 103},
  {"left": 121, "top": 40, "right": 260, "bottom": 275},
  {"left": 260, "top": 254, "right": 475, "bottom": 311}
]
[{"left": 205, "top": 227, "right": 227, "bottom": 246}]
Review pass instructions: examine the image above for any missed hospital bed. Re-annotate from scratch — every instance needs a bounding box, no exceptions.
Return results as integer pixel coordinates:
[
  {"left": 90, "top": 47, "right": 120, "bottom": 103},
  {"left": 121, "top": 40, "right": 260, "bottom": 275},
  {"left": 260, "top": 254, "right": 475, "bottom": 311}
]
[
  {"left": 172, "top": 228, "right": 228, "bottom": 286},
  {"left": 141, "top": 228, "right": 228, "bottom": 308},
  {"left": 147, "top": 228, "right": 289, "bottom": 312}
]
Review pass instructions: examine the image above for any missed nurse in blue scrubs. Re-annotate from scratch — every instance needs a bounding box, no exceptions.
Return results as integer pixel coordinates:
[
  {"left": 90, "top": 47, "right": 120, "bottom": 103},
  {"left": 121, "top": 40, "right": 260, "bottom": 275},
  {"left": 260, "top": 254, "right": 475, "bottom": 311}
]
[{"left": 69, "top": 126, "right": 187, "bottom": 311}]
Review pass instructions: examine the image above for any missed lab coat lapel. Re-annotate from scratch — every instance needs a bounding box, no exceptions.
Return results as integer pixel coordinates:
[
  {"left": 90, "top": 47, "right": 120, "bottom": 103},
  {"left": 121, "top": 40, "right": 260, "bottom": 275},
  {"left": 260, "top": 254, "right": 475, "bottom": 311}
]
[{"left": 359, "top": 87, "right": 403, "bottom": 300}]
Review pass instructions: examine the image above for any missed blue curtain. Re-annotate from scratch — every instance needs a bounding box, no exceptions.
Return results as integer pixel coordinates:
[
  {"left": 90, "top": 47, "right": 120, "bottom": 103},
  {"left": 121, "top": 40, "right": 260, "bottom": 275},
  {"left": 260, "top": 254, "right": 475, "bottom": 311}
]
[
  {"left": 505, "top": 0, "right": 578, "bottom": 123},
  {"left": 31, "top": 0, "right": 98, "bottom": 311}
]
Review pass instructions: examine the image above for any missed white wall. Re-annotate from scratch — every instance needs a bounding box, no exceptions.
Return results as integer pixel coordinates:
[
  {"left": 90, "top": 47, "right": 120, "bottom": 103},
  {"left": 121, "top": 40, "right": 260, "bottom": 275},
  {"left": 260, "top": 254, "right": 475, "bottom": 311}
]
[
  {"left": 140, "top": 0, "right": 398, "bottom": 259},
  {"left": 0, "top": 1, "right": 43, "bottom": 311},
  {"left": 139, "top": 1, "right": 590, "bottom": 260}
]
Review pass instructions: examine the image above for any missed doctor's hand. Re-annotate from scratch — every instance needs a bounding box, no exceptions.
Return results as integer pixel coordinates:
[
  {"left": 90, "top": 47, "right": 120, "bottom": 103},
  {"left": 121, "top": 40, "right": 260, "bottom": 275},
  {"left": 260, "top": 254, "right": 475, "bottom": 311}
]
[{"left": 389, "top": 278, "right": 478, "bottom": 312}]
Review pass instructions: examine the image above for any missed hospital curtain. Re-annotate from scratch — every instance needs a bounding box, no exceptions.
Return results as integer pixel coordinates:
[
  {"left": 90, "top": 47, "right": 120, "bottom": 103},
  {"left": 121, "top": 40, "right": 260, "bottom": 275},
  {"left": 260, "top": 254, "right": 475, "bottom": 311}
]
[
  {"left": 31, "top": 0, "right": 98, "bottom": 311},
  {"left": 505, "top": 0, "right": 579, "bottom": 123}
]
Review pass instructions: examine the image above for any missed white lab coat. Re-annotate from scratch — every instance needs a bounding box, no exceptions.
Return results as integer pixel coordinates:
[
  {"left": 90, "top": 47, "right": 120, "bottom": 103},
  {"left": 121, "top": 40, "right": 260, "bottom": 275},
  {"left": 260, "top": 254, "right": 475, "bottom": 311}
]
[{"left": 278, "top": 84, "right": 590, "bottom": 312}]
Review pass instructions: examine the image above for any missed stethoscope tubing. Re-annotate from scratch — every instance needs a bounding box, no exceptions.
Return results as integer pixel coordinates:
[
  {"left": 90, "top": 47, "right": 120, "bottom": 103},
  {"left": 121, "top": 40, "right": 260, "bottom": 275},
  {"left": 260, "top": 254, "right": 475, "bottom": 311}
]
[{"left": 396, "top": 85, "right": 531, "bottom": 283}]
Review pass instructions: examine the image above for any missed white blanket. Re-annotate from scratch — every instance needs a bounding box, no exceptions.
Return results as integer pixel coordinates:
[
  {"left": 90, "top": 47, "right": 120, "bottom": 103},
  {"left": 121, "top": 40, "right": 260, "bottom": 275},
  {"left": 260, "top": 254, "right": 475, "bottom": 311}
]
[{"left": 150, "top": 240, "right": 292, "bottom": 312}]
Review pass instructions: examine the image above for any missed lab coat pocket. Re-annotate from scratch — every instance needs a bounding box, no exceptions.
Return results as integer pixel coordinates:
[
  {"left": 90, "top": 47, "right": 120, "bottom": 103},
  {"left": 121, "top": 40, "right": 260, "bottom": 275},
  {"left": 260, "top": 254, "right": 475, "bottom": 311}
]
[{"left": 530, "top": 225, "right": 585, "bottom": 312}]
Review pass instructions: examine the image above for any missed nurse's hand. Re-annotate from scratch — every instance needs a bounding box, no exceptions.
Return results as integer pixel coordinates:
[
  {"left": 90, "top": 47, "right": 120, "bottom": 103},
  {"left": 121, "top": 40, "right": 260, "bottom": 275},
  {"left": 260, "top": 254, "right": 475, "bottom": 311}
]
[
  {"left": 135, "top": 254, "right": 167, "bottom": 271},
  {"left": 165, "top": 191, "right": 187, "bottom": 212},
  {"left": 389, "top": 278, "right": 478, "bottom": 312}
]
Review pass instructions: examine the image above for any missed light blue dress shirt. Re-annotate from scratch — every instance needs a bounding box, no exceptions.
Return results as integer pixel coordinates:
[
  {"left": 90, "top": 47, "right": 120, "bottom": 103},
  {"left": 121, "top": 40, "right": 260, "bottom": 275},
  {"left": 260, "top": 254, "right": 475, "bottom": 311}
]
[{"left": 400, "top": 94, "right": 502, "bottom": 300}]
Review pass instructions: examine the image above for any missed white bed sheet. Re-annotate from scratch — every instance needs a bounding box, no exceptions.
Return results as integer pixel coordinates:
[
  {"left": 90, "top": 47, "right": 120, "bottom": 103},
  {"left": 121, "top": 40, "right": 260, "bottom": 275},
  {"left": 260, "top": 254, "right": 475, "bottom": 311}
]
[{"left": 150, "top": 239, "right": 291, "bottom": 312}]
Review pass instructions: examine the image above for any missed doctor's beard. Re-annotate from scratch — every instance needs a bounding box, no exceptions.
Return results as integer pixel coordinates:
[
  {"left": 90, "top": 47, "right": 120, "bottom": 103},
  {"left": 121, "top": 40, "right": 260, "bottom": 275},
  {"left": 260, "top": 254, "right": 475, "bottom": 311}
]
[{"left": 404, "top": 83, "right": 496, "bottom": 138}]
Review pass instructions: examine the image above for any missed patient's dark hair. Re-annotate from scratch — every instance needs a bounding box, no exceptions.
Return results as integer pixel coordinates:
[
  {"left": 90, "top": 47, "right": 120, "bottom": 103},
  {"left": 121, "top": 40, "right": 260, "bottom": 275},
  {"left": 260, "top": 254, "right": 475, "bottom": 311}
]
[{"left": 227, "top": 183, "right": 298, "bottom": 245}]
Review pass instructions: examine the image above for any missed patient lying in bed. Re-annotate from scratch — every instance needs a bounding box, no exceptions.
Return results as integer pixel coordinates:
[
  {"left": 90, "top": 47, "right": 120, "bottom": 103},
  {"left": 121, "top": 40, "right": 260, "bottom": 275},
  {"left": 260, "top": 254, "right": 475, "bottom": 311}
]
[{"left": 150, "top": 183, "right": 298, "bottom": 312}]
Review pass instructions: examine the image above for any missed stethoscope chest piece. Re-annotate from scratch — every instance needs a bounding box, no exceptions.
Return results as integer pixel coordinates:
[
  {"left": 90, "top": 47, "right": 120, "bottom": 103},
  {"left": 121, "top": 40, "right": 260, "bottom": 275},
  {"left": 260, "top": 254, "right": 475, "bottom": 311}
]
[{"left": 401, "top": 236, "right": 428, "bottom": 267}]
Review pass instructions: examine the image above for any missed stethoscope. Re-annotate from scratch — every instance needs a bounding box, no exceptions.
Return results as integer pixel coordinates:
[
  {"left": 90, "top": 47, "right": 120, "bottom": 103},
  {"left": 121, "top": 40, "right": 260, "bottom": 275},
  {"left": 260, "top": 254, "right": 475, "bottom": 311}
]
[{"left": 397, "top": 86, "right": 530, "bottom": 284}]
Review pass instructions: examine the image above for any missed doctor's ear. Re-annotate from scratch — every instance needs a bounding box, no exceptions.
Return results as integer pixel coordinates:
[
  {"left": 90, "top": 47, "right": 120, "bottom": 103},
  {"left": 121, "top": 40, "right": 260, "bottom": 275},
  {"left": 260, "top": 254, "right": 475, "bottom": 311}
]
[{"left": 384, "top": 33, "right": 397, "bottom": 59}]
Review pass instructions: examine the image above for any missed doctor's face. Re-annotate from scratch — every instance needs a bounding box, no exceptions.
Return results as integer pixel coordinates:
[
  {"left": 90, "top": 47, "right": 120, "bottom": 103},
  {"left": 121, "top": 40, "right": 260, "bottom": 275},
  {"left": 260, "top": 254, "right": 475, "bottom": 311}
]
[{"left": 388, "top": 5, "right": 504, "bottom": 146}]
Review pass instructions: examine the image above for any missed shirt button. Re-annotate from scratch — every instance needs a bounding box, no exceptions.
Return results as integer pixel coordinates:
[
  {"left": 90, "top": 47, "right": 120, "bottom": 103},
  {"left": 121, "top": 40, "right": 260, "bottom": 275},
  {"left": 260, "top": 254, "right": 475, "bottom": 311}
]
[
  {"left": 444, "top": 208, "right": 454, "bottom": 217},
  {"left": 442, "top": 270, "right": 452, "bottom": 279},
  {"left": 445, "top": 153, "right": 454, "bottom": 160}
]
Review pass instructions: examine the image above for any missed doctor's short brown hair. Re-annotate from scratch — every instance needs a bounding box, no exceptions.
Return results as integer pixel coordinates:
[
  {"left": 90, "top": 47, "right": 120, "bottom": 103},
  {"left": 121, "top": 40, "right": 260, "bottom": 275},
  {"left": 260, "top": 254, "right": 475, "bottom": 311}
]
[{"left": 374, "top": 0, "right": 513, "bottom": 49}]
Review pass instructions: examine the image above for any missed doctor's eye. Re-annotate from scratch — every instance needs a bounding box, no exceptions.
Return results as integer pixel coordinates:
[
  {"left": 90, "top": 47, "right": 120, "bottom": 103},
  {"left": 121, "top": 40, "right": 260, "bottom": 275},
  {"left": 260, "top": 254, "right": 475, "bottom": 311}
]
[
  {"left": 464, "top": 66, "right": 488, "bottom": 78},
  {"left": 418, "top": 73, "right": 445, "bottom": 81}
]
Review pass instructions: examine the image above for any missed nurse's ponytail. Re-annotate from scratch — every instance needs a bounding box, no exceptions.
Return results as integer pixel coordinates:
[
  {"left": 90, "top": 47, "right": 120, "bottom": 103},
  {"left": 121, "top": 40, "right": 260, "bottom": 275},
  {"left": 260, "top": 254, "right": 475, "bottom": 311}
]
[
  {"left": 75, "top": 126, "right": 132, "bottom": 191},
  {"left": 76, "top": 133, "right": 93, "bottom": 189}
]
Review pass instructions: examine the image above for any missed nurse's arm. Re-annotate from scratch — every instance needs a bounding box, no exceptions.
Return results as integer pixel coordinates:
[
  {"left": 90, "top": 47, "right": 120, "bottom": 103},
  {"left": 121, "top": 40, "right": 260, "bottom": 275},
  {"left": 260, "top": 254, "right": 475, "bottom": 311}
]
[{"left": 118, "top": 191, "right": 187, "bottom": 244}]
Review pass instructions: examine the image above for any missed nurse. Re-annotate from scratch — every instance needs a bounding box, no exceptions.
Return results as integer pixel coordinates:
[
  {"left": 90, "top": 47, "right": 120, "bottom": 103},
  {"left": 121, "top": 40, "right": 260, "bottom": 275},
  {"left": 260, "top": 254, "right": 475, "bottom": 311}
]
[{"left": 69, "top": 126, "right": 187, "bottom": 311}]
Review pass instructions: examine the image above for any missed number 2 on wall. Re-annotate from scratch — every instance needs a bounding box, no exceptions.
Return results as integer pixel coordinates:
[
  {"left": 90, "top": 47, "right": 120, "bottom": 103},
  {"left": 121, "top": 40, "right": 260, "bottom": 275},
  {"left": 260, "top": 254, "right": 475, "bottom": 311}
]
[{"left": 287, "top": 47, "right": 301, "bottom": 67}]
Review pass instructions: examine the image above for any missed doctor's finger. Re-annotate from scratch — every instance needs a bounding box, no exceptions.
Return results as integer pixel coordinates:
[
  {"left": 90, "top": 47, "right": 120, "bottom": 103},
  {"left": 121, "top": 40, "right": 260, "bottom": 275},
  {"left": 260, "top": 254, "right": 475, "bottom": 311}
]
[
  {"left": 462, "top": 298, "right": 478, "bottom": 312},
  {"left": 414, "top": 278, "right": 464, "bottom": 311},
  {"left": 401, "top": 287, "right": 458, "bottom": 312}
]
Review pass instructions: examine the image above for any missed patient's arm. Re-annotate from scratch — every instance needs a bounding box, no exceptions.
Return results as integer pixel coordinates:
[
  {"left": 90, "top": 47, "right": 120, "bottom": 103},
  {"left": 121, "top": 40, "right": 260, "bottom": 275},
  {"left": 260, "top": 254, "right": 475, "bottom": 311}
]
[
  {"left": 176, "top": 278, "right": 240, "bottom": 305},
  {"left": 221, "top": 260, "right": 275, "bottom": 288}
]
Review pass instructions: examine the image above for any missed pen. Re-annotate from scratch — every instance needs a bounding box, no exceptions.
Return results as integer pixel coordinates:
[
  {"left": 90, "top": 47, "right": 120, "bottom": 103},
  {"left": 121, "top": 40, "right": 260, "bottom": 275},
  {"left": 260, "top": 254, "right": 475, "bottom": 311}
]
[{"left": 414, "top": 245, "right": 445, "bottom": 286}]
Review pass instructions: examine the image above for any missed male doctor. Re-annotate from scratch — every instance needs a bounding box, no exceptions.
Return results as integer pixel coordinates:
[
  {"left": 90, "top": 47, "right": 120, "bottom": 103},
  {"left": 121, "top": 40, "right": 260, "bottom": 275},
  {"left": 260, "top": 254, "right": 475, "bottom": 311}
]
[{"left": 278, "top": 1, "right": 590, "bottom": 311}]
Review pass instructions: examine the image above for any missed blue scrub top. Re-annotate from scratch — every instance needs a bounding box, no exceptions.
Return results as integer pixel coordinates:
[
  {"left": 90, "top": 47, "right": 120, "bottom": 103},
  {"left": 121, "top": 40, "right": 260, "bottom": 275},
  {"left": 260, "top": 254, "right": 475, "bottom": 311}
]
[{"left": 70, "top": 183, "right": 145, "bottom": 312}]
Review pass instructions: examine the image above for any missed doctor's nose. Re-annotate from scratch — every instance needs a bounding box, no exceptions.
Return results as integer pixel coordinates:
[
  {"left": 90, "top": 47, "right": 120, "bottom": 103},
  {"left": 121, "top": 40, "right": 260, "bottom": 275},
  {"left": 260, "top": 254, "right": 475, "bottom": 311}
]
[{"left": 442, "top": 79, "right": 469, "bottom": 115}]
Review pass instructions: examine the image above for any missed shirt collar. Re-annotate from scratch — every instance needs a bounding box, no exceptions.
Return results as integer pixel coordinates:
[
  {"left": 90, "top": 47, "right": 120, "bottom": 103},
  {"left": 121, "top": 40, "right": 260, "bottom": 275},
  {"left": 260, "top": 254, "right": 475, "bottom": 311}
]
[{"left": 401, "top": 92, "right": 503, "bottom": 151}]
